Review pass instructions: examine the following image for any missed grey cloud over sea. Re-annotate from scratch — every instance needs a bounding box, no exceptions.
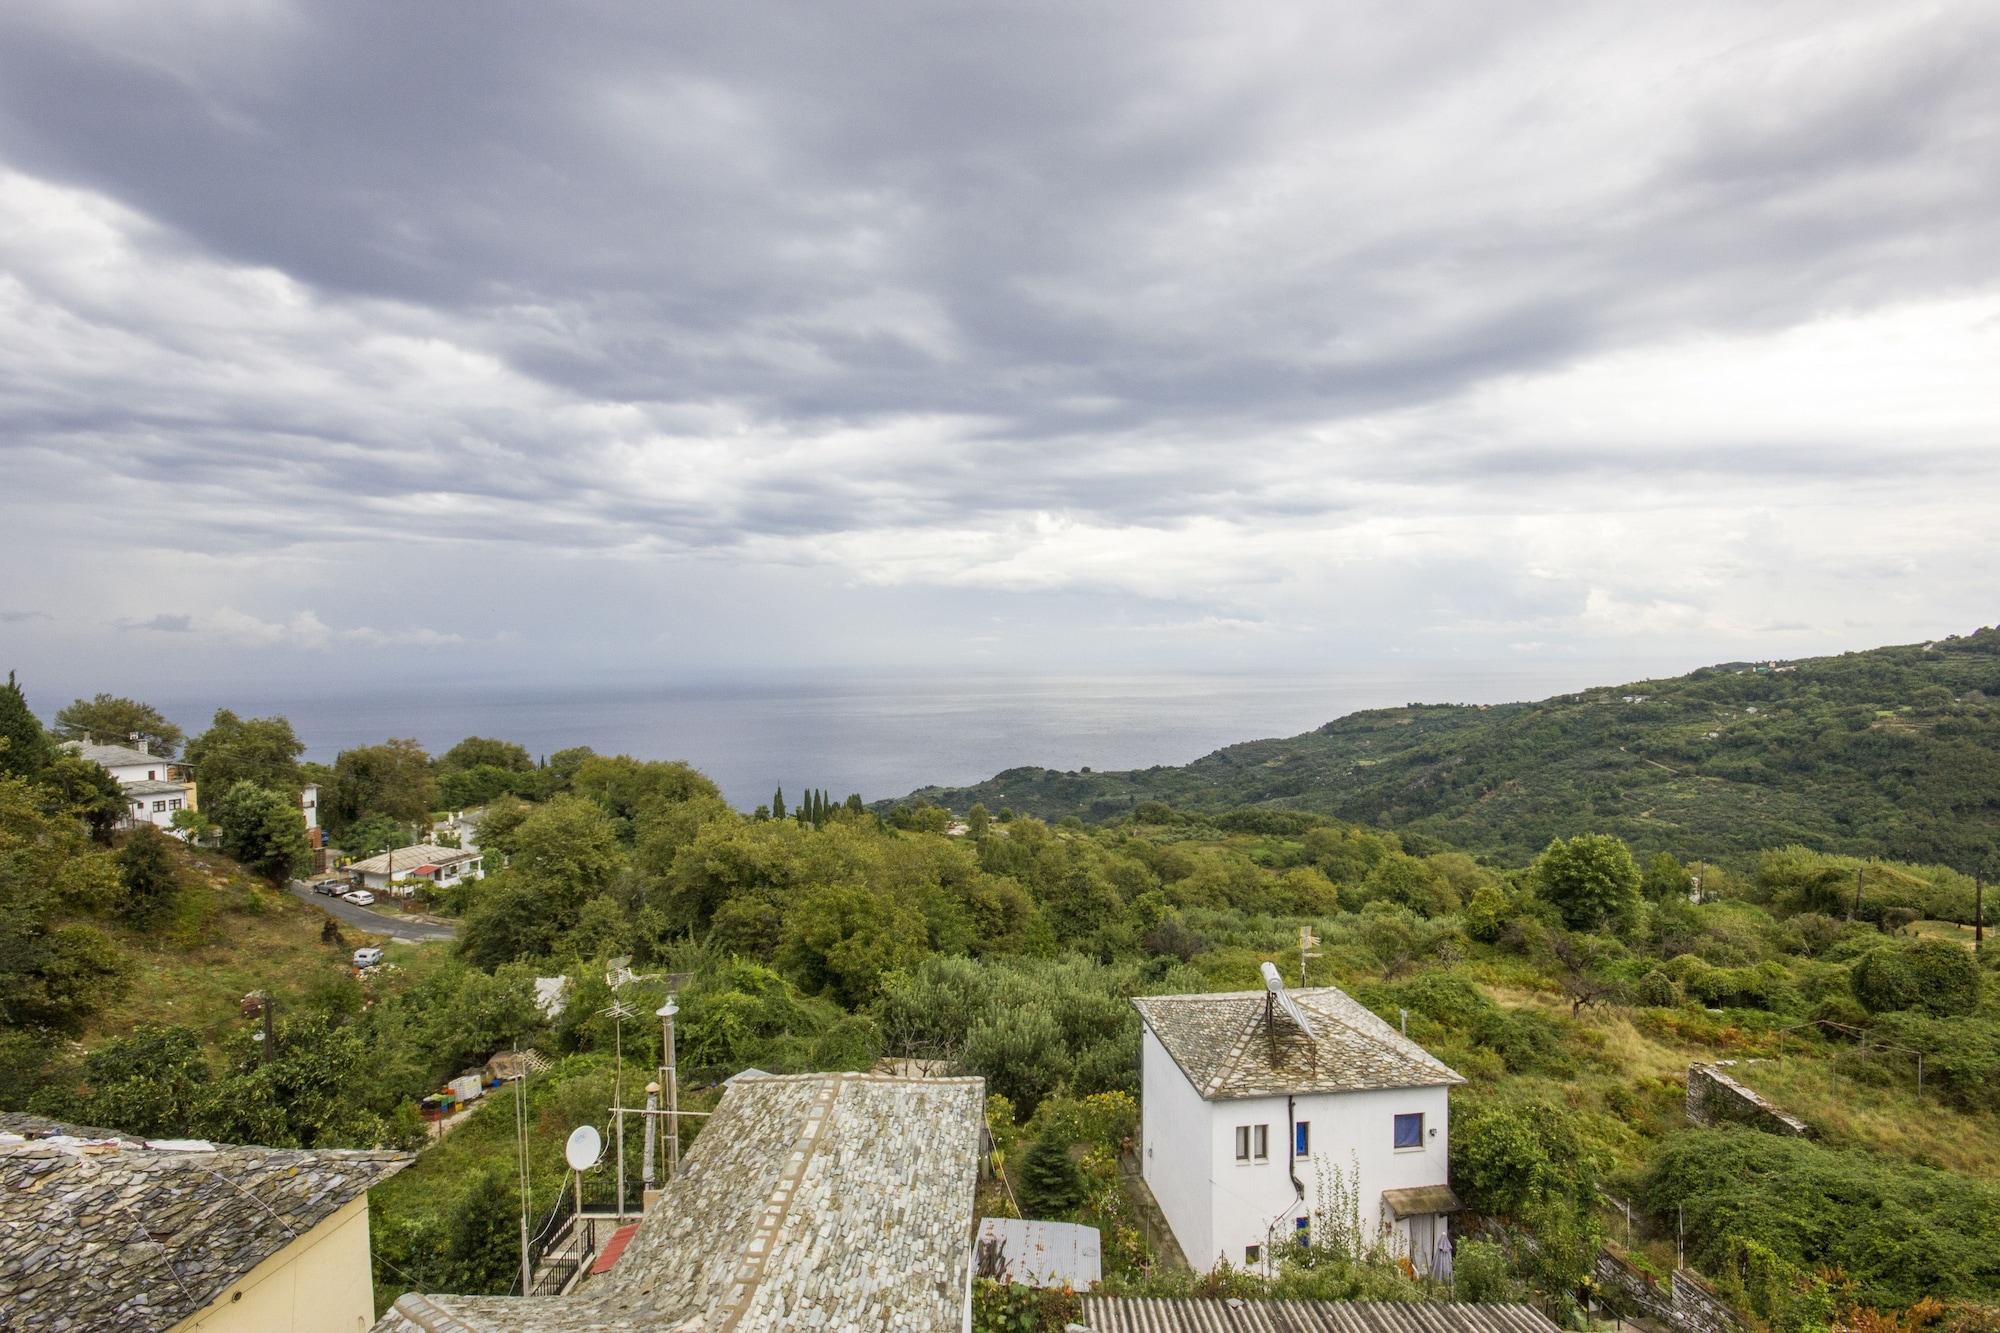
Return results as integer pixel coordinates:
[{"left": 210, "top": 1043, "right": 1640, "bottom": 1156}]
[{"left": 0, "top": 0, "right": 1996, "bottom": 694}]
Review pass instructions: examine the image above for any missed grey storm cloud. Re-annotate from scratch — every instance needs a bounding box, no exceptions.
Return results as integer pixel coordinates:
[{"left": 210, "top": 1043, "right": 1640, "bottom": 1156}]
[{"left": 0, "top": 0, "right": 1997, "bottom": 689}]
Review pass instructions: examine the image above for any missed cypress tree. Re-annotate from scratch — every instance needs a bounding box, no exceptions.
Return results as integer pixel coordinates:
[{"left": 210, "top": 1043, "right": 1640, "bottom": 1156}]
[
  {"left": 0, "top": 671, "right": 51, "bottom": 779},
  {"left": 1017, "top": 1134, "right": 1085, "bottom": 1219},
  {"left": 772, "top": 785, "right": 786, "bottom": 820}
]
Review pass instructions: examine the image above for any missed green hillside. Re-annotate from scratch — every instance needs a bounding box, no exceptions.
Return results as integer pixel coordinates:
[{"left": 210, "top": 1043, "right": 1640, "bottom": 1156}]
[{"left": 898, "top": 628, "right": 2000, "bottom": 866}]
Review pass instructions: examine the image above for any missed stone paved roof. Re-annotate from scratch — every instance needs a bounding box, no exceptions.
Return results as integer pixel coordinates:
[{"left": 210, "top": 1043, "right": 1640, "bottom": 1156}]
[
  {"left": 0, "top": 1113, "right": 410, "bottom": 1332},
  {"left": 376, "top": 1072, "right": 985, "bottom": 1332},
  {"left": 1079, "top": 1296, "right": 1563, "bottom": 1332},
  {"left": 1133, "top": 985, "right": 1464, "bottom": 1100},
  {"left": 62, "top": 741, "right": 169, "bottom": 769},
  {"left": 122, "top": 778, "right": 194, "bottom": 797}
]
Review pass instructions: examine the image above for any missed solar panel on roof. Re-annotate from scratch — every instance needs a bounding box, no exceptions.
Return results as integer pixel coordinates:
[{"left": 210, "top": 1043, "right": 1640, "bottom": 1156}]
[{"left": 1259, "top": 961, "right": 1317, "bottom": 1039}]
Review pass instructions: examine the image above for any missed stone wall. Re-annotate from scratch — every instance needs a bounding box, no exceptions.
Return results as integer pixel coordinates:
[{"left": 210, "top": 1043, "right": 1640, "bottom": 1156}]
[
  {"left": 1594, "top": 1247, "right": 1745, "bottom": 1333},
  {"left": 1686, "top": 1062, "right": 1811, "bottom": 1136}
]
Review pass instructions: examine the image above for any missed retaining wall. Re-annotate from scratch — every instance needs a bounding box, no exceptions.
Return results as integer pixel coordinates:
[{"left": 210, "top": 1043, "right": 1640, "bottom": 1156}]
[
  {"left": 1686, "top": 1062, "right": 1810, "bottom": 1136},
  {"left": 1594, "top": 1247, "right": 1744, "bottom": 1333}
]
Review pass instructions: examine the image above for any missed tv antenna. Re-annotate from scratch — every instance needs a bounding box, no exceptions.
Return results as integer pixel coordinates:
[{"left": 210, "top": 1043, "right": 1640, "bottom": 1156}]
[
  {"left": 1298, "top": 925, "right": 1321, "bottom": 988},
  {"left": 600, "top": 989, "right": 637, "bottom": 1220}
]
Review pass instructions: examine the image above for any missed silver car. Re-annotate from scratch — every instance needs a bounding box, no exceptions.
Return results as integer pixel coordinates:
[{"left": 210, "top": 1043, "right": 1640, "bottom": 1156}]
[
  {"left": 352, "top": 946, "right": 385, "bottom": 969},
  {"left": 343, "top": 888, "right": 376, "bottom": 906}
]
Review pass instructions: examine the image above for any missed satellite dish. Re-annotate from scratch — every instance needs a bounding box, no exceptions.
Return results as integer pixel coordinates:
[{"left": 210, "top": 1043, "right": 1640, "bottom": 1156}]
[
  {"left": 1260, "top": 961, "right": 1319, "bottom": 1039},
  {"left": 564, "top": 1125, "right": 603, "bottom": 1172}
]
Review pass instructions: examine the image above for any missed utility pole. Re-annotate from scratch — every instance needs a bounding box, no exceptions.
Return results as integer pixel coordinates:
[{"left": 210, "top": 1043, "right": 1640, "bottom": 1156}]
[
  {"left": 1851, "top": 866, "right": 1864, "bottom": 922},
  {"left": 1976, "top": 873, "right": 1985, "bottom": 955},
  {"left": 658, "top": 997, "right": 681, "bottom": 1181},
  {"left": 1298, "top": 925, "right": 1319, "bottom": 988},
  {"left": 512, "top": 1067, "right": 531, "bottom": 1296}
]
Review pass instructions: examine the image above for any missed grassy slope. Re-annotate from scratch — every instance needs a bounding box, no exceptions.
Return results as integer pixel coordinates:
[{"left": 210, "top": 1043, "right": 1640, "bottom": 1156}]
[
  {"left": 900, "top": 628, "right": 2000, "bottom": 865},
  {"left": 83, "top": 844, "right": 399, "bottom": 1051}
]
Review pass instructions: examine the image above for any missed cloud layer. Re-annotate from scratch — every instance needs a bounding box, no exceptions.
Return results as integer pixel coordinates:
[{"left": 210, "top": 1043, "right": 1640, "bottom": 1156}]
[{"left": 1, "top": 0, "right": 1997, "bottom": 695}]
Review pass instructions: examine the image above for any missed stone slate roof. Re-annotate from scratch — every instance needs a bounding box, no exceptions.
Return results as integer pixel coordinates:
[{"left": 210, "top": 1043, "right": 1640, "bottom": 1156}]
[
  {"left": 62, "top": 741, "right": 169, "bottom": 769},
  {"left": 1079, "top": 1296, "right": 1563, "bottom": 1332},
  {"left": 0, "top": 1113, "right": 410, "bottom": 1332},
  {"left": 376, "top": 1072, "right": 985, "bottom": 1333},
  {"left": 1133, "top": 986, "right": 1464, "bottom": 1100}
]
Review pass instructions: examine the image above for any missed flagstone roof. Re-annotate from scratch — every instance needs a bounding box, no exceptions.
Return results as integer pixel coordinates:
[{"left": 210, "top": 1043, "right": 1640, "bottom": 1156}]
[
  {"left": 62, "top": 741, "right": 167, "bottom": 769},
  {"left": 0, "top": 1113, "right": 410, "bottom": 1332},
  {"left": 375, "top": 1072, "right": 985, "bottom": 1333},
  {"left": 1132, "top": 985, "right": 1464, "bottom": 1100}
]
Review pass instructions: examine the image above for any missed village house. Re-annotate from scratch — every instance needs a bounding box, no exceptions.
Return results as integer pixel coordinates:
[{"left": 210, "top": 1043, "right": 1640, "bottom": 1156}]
[
  {"left": 1133, "top": 966, "right": 1466, "bottom": 1275},
  {"left": 0, "top": 1113, "right": 409, "bottom": 1333},
  {"left": 61, "top": 739, "right": 198, "bottom": 831},
  {"left": 348, "top": 843, "right": 484, "bottom": 897},
  {"left": 375, "top": 1072, "right": 987, "bottom": 1332}
]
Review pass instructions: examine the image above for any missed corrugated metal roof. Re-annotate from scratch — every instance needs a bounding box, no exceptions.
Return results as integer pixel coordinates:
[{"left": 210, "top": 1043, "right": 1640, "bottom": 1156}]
[
  {"left": 1078, "top": 1296, "right": 1564, "bottom": 1333},
  {"left": 976, "top": 1217, "right": 1103, "bottom": 1288}
]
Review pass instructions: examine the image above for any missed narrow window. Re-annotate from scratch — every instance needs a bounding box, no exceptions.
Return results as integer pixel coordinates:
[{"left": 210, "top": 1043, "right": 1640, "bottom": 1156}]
[
  {"left": 1235, "top": 1126, "right": 1251, "bottom": 1162},
  {"left": 1394, "top": 1113, "right": 1424, "bottom": 1149},
  {"left": 1253, "top": 1124, "right": 1269, "bottom": 1161},
  {"left": 1244, "top": 1244, "right": 1261, "bottom": 1264},
  {"left": 1295, "top": 1216, "right": 1310, "bottom": 1246},
  {"left": 1295, "top": 1121, "right": 1310, "bottom": 1155}
]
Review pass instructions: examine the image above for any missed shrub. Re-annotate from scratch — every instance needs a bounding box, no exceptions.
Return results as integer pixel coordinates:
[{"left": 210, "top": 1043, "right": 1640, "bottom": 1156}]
[
  {"left": 1453, "top": 1238, "right": 1517, "bottom": 1302},
  {"left": 1850, "top": 940, "right": 1981, "bottom": 1015},
  {"left": 1635, "top": 969, "right": 1681, "bottom": 1007}
]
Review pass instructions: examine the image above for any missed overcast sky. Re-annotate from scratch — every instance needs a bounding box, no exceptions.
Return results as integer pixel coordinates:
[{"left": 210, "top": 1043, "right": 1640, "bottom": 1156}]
[{"left": 2, "top": 0, "right": 1997, "bottom": 703}]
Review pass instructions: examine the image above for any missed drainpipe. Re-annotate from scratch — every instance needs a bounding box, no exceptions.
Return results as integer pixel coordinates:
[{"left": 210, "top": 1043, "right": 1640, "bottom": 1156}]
[{"left": 1286, "top": 1094, "right": 1305, "bottom": 1225}]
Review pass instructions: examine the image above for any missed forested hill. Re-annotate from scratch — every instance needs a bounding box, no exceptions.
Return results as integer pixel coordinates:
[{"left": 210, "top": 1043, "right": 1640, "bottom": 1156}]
[{"left": 899, "top": 627, "right": 2000, "bottom": 867}]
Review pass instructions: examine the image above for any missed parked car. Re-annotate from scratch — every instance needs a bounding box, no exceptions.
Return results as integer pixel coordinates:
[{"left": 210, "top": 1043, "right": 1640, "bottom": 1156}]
[
  {"left": 352, "top": 947, "right": 384, "bottom": 969},
  {"left": 343, "top": 889, "right": 377, "bottom": 906},
  {"left": 314, "top": 879, "right": 346, "bottom": 896}
]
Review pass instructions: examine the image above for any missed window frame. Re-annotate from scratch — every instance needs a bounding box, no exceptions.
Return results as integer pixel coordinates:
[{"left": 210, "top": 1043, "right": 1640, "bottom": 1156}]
[
  {"left": 1252, "top": 1124, "right": 1269, "bottom": 1161},
  {"left": 1393, "top": 1112, "right": 1425, "bottom": 1151},
  {"left": 1235, "top": 1125, "right": 1251, "bottom": 1162},
  {"left": 1294, "top": 1121, "right": 1310, "bottom": 1156}
]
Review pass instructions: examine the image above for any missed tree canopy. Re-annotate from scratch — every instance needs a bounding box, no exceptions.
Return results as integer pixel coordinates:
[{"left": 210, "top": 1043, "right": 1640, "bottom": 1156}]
[{"left": 52, "top": 694, "right": 184, "bottom": 756}]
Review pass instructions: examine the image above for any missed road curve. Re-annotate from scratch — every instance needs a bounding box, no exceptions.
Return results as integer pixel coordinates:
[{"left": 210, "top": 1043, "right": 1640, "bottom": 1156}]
[{"left": 287, "top": 881, "right": 458, "bottom": 942}]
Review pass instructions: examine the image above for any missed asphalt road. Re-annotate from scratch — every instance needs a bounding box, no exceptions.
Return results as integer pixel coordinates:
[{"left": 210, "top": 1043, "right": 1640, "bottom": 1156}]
[{"left": 288, "top": 881, "right": 458, "bottom": 942}]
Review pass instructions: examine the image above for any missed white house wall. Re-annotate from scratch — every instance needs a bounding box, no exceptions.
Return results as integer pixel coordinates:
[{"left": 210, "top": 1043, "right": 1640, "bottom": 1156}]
[
  {"left": 1139, "top": 1026, "right": 1213, "bottom": 1268},
  {"left": 1190, "top": 1083, "right": 1453, "bottom": 1271}
]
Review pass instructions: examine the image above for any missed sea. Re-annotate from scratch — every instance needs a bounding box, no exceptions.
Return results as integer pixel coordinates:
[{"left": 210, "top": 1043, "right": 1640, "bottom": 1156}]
[{"left": 144, "top": 663, "right": 1650, "bottom": 811}]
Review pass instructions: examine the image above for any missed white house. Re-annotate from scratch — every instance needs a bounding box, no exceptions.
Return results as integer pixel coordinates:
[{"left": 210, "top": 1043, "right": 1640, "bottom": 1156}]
[
  {"left": 1133, "top": 971, "right": 1466, "bottom": 1276},
  {"left": 300, "top": 782, "right": 319, "bottom": 834},
  {"left": 348, "top": 843, "right": 484, "bottom": 897},
  {"left": 61, "top": 740, "right": 198, "bottom": 831}
]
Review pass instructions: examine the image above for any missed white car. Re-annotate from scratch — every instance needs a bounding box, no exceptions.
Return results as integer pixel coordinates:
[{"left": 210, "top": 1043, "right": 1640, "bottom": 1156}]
[
  {"left": 352, "top": 947, "right": 385, "bottom": 969},
  {"left": 343, "top": 889, "right": 377, "bottom": 906}
]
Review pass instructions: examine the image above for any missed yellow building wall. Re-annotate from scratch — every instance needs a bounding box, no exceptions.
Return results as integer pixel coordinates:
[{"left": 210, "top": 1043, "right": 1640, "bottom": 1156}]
[{"left": 171, "top": 1193, "right": 378, "bottom": 1333}]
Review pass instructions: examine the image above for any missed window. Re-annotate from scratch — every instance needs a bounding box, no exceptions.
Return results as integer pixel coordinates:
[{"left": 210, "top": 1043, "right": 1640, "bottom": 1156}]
[
  {"left": 169, "top": 799, "right": 182, "bottom": 811},
  {"left": 1394, "top": 1113, "right": 1424, "bottom": 1149},
  {"left": 1244, "top": 1244, "right": 1261, "bottom": 1264},
  {"left": 1295, "top": 1121, "right": 1310, "bottom": 1155},
  {"left": 152, "top": 800, "right": 168, "bottom": 813},
  {"left": 1295, "top": 1217, "right": 1310, "bottom": 1246},
  {"left": 1235, "top": 1125, "right": 1270, "bottom": 1163},
  {"left": 1254, "top": 1124, "right": 1268, "bottom": 1161},
  {"left": 1235, "top": 1126, "right": 1250, "bottom": 1162},
  {"left": 147, "top": 770, "right": 156, "bottom": 780}
]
